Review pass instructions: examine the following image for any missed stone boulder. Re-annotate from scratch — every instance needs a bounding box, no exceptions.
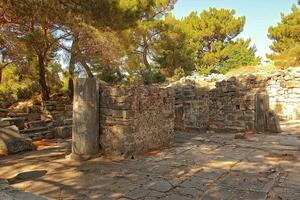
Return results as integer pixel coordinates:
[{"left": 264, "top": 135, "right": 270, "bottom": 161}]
[
  {"left": 0, "top": 125, "right": 33, "bottom": 155},
  {"left": 0, "top": 179, "right": 47, "bottom": 200},
  {"left": 55, "top": 125, "right": 72, "bottom": 139},
  {"left": 266, "top": 111, "right": 282, "bottom": 133}
]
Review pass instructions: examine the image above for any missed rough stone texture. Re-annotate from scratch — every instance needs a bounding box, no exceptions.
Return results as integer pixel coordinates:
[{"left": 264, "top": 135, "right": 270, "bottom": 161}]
[
  {"left": 99, "top": 84, "right": 175, "bottom": 156},
  {"left": 0, "top": 108, "right": 9, "bottom": 118},
  {"left": 170, "top": 75, "right": 277, "bottom": 133},
  {"left": 171, "top": 67, "right": 300, "bottom": 133},
  {"left": 1, "top": 102, "right": 73, "bottom": 141},
  {"left": 209, "top": 76, "right": 267, "bottom": 133},
  {"left": 172, "top": 82, "right": 209, "bottom": 131},
  {"left": 266, "top": 67, "right": 300, "bottom": 121},
  {"left": 0, "top": 125, "right": 299, "bottom": 200},
  {"left": 0, "top": 179, "right": 47, "bottom": 200},
  {"left": 55, "top": 125, "right": 72, "bottom": 139},
  {"left": 0, "top": 125, "right": 33, "bottom": 155},
  {"left": 72, "top": 78, "right": 100, "bottom": 157}
]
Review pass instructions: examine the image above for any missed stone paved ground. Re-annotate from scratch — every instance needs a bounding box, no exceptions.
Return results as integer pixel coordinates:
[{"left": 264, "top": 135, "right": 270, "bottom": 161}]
[{"left": 0, "top": 128, "right": 300, "bottom": 200}]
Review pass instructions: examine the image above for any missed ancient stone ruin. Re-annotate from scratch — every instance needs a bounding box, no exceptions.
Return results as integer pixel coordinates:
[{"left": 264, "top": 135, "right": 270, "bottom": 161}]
[
  {"left": 71, "top": 79, "right": 175, "bottom": 159},
  {"left": 99, "top": 84, "right": 175, "bottom": 156},
  {"left": 171, "top": 75, "right": 281, "bottom": 133},
  {"left": 1, "top": 68, "right": 300, "bottom": 199},
  {"left": 171, "top": 67, "right": 300, "bottom": 134},
  {"left": 1, "top": 67, "right": 300, "bottom": 157}
]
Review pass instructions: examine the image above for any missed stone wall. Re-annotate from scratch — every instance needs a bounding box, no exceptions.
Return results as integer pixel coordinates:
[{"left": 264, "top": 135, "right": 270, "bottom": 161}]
[
  {"left": 170, "top": 72, "right": 288, "bottom": 133},
  {"left": 267, "top": 68, "right": 300, "bottom": 121},
  {"left": 99, "top": 84, "right": 175, "bottom": 156},
  {"left": 0, "top": 101, "right": 73, "bottom": 141},
  {"left": 209, "top": 76, "right": 269, "bottom": 132},
  {"left": 172, "top": 81, "right": 210, "bottom": 131}
]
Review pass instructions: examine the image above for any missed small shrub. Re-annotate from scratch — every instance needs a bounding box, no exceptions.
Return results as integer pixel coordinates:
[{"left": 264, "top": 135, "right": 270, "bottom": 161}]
[{"left": 196, "top": 65, "right": 215, "bottom": 76}]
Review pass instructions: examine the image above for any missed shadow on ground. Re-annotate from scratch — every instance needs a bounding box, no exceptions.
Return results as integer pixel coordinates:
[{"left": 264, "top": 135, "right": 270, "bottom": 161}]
[{"left": 0, "top": 128, "right": 300, "bottom": 200}]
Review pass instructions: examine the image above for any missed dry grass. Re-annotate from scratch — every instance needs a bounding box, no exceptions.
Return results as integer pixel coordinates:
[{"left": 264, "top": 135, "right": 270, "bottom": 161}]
[{"left": 225, "top": 64, "right": 278, "bottom": 78}]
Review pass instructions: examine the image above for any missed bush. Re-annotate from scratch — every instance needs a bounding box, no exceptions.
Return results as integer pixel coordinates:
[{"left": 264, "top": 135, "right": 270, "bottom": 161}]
[
  {"left": 0, "top": 66, "right": 39, "bottom": 108},
  {"left": 142, "top": 69, "right": 166, "bottom": 84},
  {"left": 195, "top": 65, "right": 215, "bottom": 76},
  {"left": 171, "top": 67, "right": 186, "bottom": 80}
]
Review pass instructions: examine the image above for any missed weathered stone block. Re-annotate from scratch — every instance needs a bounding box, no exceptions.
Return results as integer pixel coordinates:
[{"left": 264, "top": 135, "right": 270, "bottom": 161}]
[
  {"left": 27, "top": 113, "right": 41, "bottom": 121},
  {"left": 266, "top": 111, "right": 281, "bottom": 133},
  {"left": 56, "top": 126, "right": 72, "bottom": 139},
  {"left": 65, "top": 105, "right": 73, "bottom": 111},
  {"left": 1, "top": 118, "right": 25, "bottom": 130},
  {"left": 0, "top": 126, "right": 33, "bottom": 155},
  {"left": 0, "top": 121, "right": 10, "bottom": 128},
  {"left": 100, "top": 85, "right": 175, "bottom": 156},
  {"left": 285, "top": 81, "right": 299, "bottom": 88}
]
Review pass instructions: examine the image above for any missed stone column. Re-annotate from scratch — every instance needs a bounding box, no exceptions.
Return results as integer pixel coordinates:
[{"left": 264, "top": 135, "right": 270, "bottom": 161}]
[
  {"left": 255, "top": 93, "right": 269, "bottom": 132},
  {"left": 71, "top": 78, "right": 99, "bottom": 159}
]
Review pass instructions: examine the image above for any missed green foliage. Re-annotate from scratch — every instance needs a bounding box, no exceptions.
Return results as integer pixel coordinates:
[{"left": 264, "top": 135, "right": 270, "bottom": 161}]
[
  {"left": 172, "top": 67, "right": 186, "bottom": 80},
  {"left": 180, "top": 8, "right": 260, "bottom": 73},
  {"left": 195, "top": 65, "right": 215, "bottom": 76},
  {"left": 268, "top": 5, "right": 300, "bottom": 67},
  {"left": 0, "top": 65, "right": 39, "bottom": 107},
  {"left": 218, "top": 39, "right": 261, "bottom": 74},
  {"left": 97, "top": 68, "right": 124, "bottom": 84},
  {"left": 268, "top": 44, "right": 300, "bottom": 69},
  {"left": 0, "top": 0, "right": 266, "bottom": 106},
  {"left": 141, "top": 68, "right": 166, "bottom": 84},
  {"left": 153, "top": 14, "right": 195, "bottom": 76}
]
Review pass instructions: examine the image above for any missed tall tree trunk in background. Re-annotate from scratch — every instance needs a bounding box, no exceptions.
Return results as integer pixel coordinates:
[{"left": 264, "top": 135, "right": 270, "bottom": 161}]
[
  {"left": 142, "top": 36, "right": 151, "bottom": 69},
  {"left": 0, "top": 68, "right": 2, "bottom": 84},
  {"left": 68, "top": 57, "right": 75, "bottom": 98},
  {"left": 38, "top": 54, "right": 50, "bottom": 101},
  {"left": 80, "top": 59, "right": 94, "bottom": 78},
  {"left": 68, "top": 33, "right": 79, "bottom": 98}
]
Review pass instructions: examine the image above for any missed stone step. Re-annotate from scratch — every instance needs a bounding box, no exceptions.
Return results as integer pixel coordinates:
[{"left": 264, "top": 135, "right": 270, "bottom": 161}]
[
  {"left": 0, "top": 108, "right": 9, "bottom": 113},
  {"left": 20, "top": 126, "right": 49, "bottom": 134},
  {"left": 0, "top": 125, "right": 33, "bottom": 155},
  {"left": 24, "top": 120, "right": 48, "bottom": 129},
  {"left": 1, "top": 117, "right": 25, "bottom": 129},
  {"left": 280, "top": 120, "right": 300, "bottom": 129},
  {"left": 44, "top": 101, "right": 57, "bottom": 106},
  {"left": 65, "top": 105, "right": 73, "bottom": 111},
  {"left": 63, "top": 119, "right": 73, "bottom": 126},
  {"left": 280, "top": 120, "right": 300, "bottom": 126},
  {"left": 0, "top": 112, "right": 7, "bottom": 118},
  {"left": 55, "top": 125, "right": 72, "bottom": 139},
  {"left": 7, "top": 112, "right": 28, "bottom": 118},
  {"left": 22, "top": 130, "right": 55, "bottom": 141},
  {"left": 0, "top": 120, "right": 10, "bottom": 128}
]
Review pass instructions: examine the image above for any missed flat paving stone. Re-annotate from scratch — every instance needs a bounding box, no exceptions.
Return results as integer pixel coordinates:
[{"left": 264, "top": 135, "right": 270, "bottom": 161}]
[
  {"left": 218, "top": 171, "right": 275, "bottom": 192},
  {"left": 0, "top": 131, "right": 300, "bottom": 199}
]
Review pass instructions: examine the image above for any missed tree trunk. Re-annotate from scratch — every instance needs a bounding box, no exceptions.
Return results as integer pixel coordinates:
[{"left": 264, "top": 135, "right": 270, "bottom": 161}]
[
  {"left": 142, "top": 36, "right": 151, "bottom": 69},
  {"left": 0, "top": 68, "right": 2, "bottom": 84},
  {"left": 38, "top": 54, "right": 50, "bottom": 101},
  {"left": 68, "top": 33, "right": 79, "bottom": 98},
  {"left": 68, "top": 54, "right": 75, "bottom": 98},
  {"left": 80, "top": 59, "right": 94, "bottom": 78}
]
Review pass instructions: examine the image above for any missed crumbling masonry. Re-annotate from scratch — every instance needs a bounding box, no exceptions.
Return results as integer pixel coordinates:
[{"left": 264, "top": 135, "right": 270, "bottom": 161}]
[{"left": 2, "top": 67, "right": 300, "bottom": 157}]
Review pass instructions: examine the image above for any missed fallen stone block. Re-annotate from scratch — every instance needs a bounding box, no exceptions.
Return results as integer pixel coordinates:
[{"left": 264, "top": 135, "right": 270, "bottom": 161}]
[
  {"left": 0, "top": 109, "right": 9, "bottom": 118},
  {"left": 0, "top": 179, "right": 47, "bottom": 200},
  {"left": 0, "top": 125, "right": 33, "bottom": 155},
  {"left": 0, "top": 120, "right": 10, "bottom": 128},
  {"left": 234, "top": 133, "right": 246, "bottom": 139},
  {"left": 266, "top": 111, "right": 281, "bottom": 133},
  {"left": 55, "top": 126, "right": 72, "bottom": 139},
  {"left": 1, "top": 118, "right": 25, "bottom": 130},
  {"left": 65, "top": 105, "right": 73, "bottom": 111}
]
